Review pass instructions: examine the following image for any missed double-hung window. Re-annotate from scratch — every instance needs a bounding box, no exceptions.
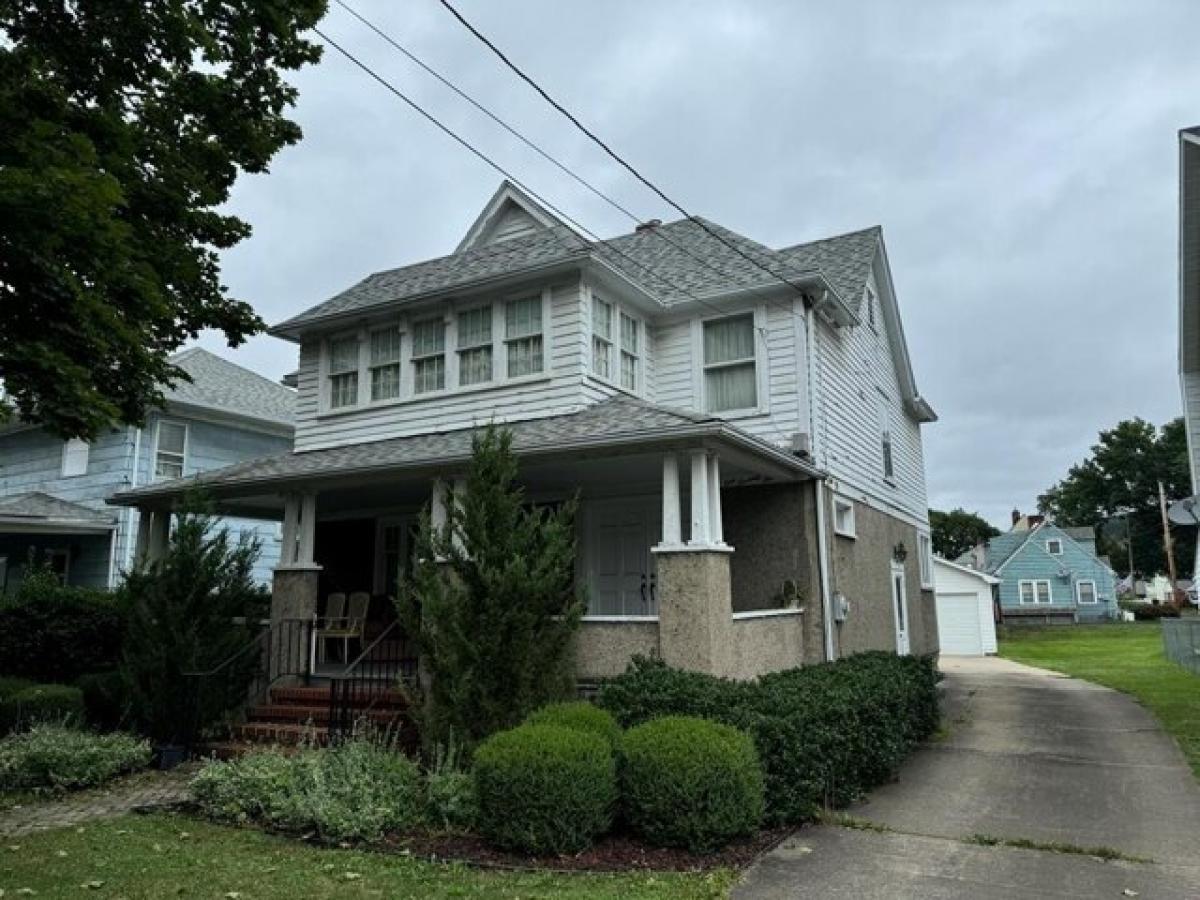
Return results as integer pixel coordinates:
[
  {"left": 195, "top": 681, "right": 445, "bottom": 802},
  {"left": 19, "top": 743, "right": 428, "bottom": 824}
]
[
  {"left": 328, "top": 336, "right": 360, "bottom": 409},
  {"left": 1018, "top": 579, "right": 1052, "bottom": 605},
  {"left": 457, "top": 306, "right": 493, "bottom": 387},
  {"left": 592, "top": 297, "right": 613, "bottom": 379},
  {"left": 620, "top": 312, "right": 639, "bottom": 391},
  {"left": 369, "top": 327, "right": 401, "bottom": 401},
  {"left": 702, "top": 314, "right": 757, "bottom": 412},
  {"left": 918, "top": 533, "right": 933, "bottom": 588},
  {"left": 412, "top": 319, "right": 447, "bottom": 394},
  {"left": 1076, "top": 580, "right": 1097, "bottom": 604},
  {"left": 879, "top": 397, "right": 895, "bottom": 481},
  {"left": 1046, "top": 539, "right": 1063, "bottom": 556},
  {"left": 154, "top": 421, "right": 187, "bottom": 480},
  {"left": 505, "top": 297, "right": 543, "bottom": 377}
]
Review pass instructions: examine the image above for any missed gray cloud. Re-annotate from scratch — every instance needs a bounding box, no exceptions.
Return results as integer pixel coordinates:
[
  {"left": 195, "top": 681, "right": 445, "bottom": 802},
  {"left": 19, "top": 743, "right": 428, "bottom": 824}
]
[{"left": 194, "top": 0, "right": 1200, "bottom": 529}]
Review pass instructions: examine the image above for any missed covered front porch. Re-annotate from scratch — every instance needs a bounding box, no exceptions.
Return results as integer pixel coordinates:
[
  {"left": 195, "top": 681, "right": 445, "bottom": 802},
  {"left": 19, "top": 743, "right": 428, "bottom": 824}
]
[{"left": 112, "top": 399, "right": 827, "bottom": 683}]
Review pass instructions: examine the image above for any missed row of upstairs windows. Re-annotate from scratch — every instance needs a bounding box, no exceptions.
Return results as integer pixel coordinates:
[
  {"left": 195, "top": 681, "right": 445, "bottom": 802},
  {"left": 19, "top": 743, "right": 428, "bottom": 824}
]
[{"left": 323, "top": 296, "right": 546, "bottom": 411}]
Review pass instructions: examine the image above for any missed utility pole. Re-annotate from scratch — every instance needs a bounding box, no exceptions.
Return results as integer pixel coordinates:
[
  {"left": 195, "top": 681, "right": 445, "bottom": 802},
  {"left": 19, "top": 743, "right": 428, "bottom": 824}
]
[{"left": 1159, "top": 481, "right": 1181, "bottom": 608}]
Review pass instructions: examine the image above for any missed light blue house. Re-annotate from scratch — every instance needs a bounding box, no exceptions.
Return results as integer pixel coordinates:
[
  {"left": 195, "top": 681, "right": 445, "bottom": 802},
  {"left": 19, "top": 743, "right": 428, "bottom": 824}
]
[
  {"left": 964, "top": 521, "right": 1118, "bottom": 624},
  {"left": 0, "top": 349, "right": 294, "bottom": 592}
]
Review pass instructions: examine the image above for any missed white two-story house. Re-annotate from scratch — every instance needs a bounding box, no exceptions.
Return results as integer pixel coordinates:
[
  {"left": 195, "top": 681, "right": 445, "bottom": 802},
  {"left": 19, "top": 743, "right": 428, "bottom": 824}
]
[{"left": 113, "top": 182, "right": 938, "bottom": 681}]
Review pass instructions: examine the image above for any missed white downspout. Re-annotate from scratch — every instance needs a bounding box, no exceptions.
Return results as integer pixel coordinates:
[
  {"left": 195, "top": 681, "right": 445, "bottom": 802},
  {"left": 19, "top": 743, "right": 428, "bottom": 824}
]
[{"left": 814, "top": 478, "right": 836, "bottom": 662}]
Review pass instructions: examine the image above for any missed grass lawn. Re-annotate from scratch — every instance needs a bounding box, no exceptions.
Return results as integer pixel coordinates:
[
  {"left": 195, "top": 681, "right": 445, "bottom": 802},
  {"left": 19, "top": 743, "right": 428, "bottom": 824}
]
[
  {"left": 998, "top": 623, "right": 1200, "bottom": 776},
  {"left": 0, "top": 813, "right": 735, "bottom": 899}
]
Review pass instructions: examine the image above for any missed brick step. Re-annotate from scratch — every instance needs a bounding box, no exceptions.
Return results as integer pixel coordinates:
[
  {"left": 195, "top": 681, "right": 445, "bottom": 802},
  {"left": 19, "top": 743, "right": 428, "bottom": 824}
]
[
  {"left": 268, "top": 685, "right": 409, "bottom": 709},
  {"left": 232, "top": 721, "right": 332, "bottom": 746},
  {"left": 248, "top": 704, "right": 409, "bottom": 726}
]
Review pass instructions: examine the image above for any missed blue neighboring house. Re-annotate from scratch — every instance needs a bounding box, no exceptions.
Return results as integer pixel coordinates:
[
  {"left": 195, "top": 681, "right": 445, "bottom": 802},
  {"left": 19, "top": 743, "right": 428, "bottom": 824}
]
[
  {"left": 0, "top": 349, "right": 294, "bottom": 591},
  {"left": 961, "top": 518, "right": 1118, "bottom": 624}
]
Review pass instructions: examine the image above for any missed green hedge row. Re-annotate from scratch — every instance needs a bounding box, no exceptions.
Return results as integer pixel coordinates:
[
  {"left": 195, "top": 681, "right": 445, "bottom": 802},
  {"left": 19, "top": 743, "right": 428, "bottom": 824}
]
[
  {"left": 0, "top": 724, "right": 150, "bottom": 792},
  {"left": 598, "top": 651, "right": 940, "bottom": 824}
]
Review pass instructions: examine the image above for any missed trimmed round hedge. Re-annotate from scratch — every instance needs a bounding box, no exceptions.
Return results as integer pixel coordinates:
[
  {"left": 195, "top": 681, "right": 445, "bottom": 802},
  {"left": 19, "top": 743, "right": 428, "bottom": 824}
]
[
  {"left": 473, "top": 723, "right": 617, "bottom": 854},
  {"left": 524, "top": 701, "right": 622, "bottom": 753},
  {"left": 622, "top": 715, "right": 763, "bottom": 852}
]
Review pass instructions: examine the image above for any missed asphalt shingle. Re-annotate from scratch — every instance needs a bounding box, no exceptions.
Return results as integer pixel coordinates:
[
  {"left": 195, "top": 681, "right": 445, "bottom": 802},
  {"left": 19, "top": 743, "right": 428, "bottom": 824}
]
[
  {"left": 0, "top": 492, "right": 115, "bottom": 526},
  {"left": 167, "top": 348, "right": 296, "bottom": 428}
]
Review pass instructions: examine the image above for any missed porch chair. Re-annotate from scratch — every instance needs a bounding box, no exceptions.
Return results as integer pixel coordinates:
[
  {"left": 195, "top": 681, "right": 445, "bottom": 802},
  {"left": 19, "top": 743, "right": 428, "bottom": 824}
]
[{"left": 317, "top": 591, "right": 370, "bottom": 666}]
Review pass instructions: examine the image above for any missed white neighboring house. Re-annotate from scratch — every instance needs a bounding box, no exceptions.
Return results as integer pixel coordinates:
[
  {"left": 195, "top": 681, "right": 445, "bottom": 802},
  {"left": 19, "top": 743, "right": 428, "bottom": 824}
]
[
  {"left": 932, "top": 556, "right": 998, "bottom": 656},
  {"left": 112, "top": 181, "right": 939, "bottom": 681}
]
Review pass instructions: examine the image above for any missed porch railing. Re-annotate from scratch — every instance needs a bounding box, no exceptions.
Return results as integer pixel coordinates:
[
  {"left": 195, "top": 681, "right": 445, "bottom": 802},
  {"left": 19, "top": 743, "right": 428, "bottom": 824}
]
[
  {"left": 326, "top": 619, "right": 418, "bottom": 742},
  {"left": 181, "top": 617, "right": 315, "bottom": 749}
]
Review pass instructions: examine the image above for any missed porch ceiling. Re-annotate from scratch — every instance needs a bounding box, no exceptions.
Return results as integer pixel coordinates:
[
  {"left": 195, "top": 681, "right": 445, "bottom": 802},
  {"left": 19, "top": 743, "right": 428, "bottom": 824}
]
[{"left": 107, "top": 396, "right": 821, "bottom": 516}]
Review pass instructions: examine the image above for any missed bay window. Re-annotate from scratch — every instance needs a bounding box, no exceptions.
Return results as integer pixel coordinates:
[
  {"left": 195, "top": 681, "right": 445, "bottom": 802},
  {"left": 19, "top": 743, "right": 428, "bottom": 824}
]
[
  {"left": 369, "top": 327, "right": 401, "bottom": 401},
  {"left": 703, "top": 314, "right": 757, "bottom": 412},
  {"left": 412, "top": 318, "right": 446, "bottom": 393},
  {"left": 592, "top": 297, "right": 613, "bottom": 379},
  {"left": 328, "top": 336, "right": 360, "bottom": 409},
  {"left": 505, "top": 296, "right": 543, "bottom": 377},
  {"left": 620, "top": 312, "right": 639, "bottom": 391},
  {"left": 456, "top": 306, "right": 493, "bottom": 386}
]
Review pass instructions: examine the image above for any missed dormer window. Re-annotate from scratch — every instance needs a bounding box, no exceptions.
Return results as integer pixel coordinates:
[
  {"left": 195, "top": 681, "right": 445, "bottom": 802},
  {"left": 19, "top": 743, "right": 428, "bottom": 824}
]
[
  {"left": 703, "top": 314, "right": 757, "bottom": 413},
  {"left": 328, "top": 336, "right": 360, "bottom": 409},
  {"left": 457, "top": 305, "right": 493, "bottom": 386},
  {"left": 369, "top": 327, "right": 401, "bottom": 401},
  {"left": 592, "top": 297, "right": 613, "bottom": 379},
  {"left": 505, "top": 297, "right": 543, "bottom": 377},
  {"left": 412, "top": 319, "right": 446, "bottom": 393}
]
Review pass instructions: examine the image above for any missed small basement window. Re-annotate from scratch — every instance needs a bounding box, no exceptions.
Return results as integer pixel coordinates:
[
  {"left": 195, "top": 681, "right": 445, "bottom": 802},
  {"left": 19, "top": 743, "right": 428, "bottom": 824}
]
[
  {"left": 1046, "top": 539, "right": 1063, "bottom": 556},
  {"left": 832, "top": 495, "right": 856, "bottom": 538}
]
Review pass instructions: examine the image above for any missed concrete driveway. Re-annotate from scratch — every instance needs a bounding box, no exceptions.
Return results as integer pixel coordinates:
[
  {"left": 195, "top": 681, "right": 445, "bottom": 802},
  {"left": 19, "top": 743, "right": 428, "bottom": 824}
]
[{"left": 737, "top": 656, "right": 1200, "bottom": 899}]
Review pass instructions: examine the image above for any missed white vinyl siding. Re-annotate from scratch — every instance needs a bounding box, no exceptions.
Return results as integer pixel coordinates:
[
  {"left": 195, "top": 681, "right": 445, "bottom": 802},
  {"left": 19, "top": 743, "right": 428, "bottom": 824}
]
[
  {"left": 506, "top": 297, "right": 543, "bottom": 377},
  {"left": 369, "top": 327, "right": 401, "bottom": 401},
  {"left": 703, "top": 314, "right": 757, "bottom": 413},
  {"left": 456, "top": 305, "right": 493, "bottom": 387},
  {"left": 1076, "top": 580, "right": 1097, "bottom": 604},
  {"left": 154, "top": 421, "right": 187, "bottom": 480},
  {"left": 328, "top": 336, "right": 360, "bottom": 409},
  {"left": 61, "top": 439, "right": 89, "bottom": 478},
  {"left": 412, "top": 319, "right": 447, "bottom": 394},
  {"left": 1018, "top": 579, "right": 1052, "bottom": 605}
]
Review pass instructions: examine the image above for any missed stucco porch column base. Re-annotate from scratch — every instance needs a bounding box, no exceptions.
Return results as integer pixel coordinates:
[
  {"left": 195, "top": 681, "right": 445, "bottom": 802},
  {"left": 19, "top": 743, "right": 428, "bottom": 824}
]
[
  {"left": 653, "top": 547, "right": 734, "bottom": 676},
  {"left": 270, "top": 566, "right": 320, "bottom": 682}
]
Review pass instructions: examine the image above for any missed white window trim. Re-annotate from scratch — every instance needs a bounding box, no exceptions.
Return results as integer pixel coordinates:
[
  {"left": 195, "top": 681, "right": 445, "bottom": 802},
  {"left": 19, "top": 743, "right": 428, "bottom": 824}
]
[
  {"left": 918, "top": 532, "right": 933, "bottom": 589},
  {"left": 454, "top": 302, "right": 496, "bottom": 389},
  {"left": 832, "top": 495, "right": 856, "bottom": 539},
  {"left": 878, "top": 390, "right": 896, "bottom": 485},
  {"left": 587, "top": 289, "right": 644, "bottom": 398},
  {"left": 1046, "top": 539, "right": 1063, "bottom": 556},
  {"left": 152, "top": 420, "right": 188, "bottom": 482},
  {"left": 503, "top": 292, "right": 548, "bottom": 380},
  {"left": 1076, "top": 579, "right": 1098, "bottom": 605},
  {"left": 61, "top": 438, "right": 89, "bottom": 478},
  {"left": 321, "top": 328, "right": 365, "bottom": 412},
  {"left": 367, "top": 325, "right": 403, "bottom": 403},
  {"left": 694, "top": 305, "right": 769, "bottom": 418},
  {"left": 1018, "top": 578, "right": 1053, "bottom": 605}
]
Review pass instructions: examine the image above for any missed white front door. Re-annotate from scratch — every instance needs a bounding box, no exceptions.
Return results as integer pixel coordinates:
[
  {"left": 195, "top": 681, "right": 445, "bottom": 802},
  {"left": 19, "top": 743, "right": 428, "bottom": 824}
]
[
  {"left": 588, "top": 499, "right": 657, "bottom": 616},
  {"left": 891, "top": 561, "right": 911, "bottom": 655}
]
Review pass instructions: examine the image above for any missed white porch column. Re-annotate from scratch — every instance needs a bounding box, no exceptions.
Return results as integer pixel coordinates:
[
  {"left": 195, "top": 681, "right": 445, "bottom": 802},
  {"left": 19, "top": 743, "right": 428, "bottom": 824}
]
[
  {"left": 145, "top": 509, "right": 170, "bottom": 564},
  {"left": 688, "top": 449, "right": 711, "bottom": 547},
  {"left": 430, "top": 480, "right": 449, "bottom": 532},
  {"left": 660, "top": 454, "right": 682, "bottom": 548},
  {"left": 134, "top": 508, "right": 153, "bottom": 565},
  {"left": 707, "top": 453, "right": 725, "bottom": 546},
  {"left": 297, "top": 492, "right": 317, "bottom": 566},
  {"left": 279, "top": 494, "right": 300, "bottom": 567}
]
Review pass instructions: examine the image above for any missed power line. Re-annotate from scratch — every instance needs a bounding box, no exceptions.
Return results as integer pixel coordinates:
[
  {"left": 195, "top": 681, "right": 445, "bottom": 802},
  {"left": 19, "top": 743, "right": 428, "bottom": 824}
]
[
  {"left": 436, "top": 0, "right": 823, "bottom": 308},
  {"left": 331, "top": 0, "right": 815, "bottom": 324},
  {"left": 312, "top": 25, "right": 782, "bottom": 324}
]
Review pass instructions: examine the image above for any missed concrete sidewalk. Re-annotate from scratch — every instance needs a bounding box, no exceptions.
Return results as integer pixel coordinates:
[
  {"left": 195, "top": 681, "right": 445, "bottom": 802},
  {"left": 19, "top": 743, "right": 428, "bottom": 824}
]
[{"left": 736, "top": 656, "right": 1200, "bottom": 898}]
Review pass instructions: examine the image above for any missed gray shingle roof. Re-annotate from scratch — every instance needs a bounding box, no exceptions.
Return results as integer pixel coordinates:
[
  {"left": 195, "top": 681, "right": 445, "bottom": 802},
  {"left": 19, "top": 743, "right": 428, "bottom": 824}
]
[
  {"left": 777, "top": 227, "right": 881, "bottom": 314},
  {"left": 0, "top": 492, "right": 115, "bottom": 527},
  {"left": 269, "top": 206, "right": 881, "bottom": 334},
  {"left": 167, "top": 349, "right": 296, "bottom": 428},
  {"left": 111, "top": 396, "right": 816, "bottom": 504}
]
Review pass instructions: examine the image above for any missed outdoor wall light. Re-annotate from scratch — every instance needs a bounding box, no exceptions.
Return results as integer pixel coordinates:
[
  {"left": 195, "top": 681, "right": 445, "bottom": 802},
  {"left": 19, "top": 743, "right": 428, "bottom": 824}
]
[{"left": 893, "top": 542, "right": 908, "bottom": 563}]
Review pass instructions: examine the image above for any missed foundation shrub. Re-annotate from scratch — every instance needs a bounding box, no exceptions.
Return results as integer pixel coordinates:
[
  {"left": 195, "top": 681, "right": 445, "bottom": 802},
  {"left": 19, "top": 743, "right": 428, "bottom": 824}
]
[
  {"left": 621, "top": 716, "right": 763, "bottom": 852},
  {"left": 0, "top": 724, "right": 150, "bottom": 791},
  {"left": 598, "top": 652, "right": 939, "bottom": 824},
  {"left": 473, "top": 723, "right": 617, "bottom": 854},
  {"left": 524, "top": 701, "right": 622, "bottom": 753}
]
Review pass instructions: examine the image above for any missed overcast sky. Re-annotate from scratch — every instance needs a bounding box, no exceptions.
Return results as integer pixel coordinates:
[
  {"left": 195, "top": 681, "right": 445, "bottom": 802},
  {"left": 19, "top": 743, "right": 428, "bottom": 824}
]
[{"left": 194, "top": 0, "right": 1200, "bottom": 529}]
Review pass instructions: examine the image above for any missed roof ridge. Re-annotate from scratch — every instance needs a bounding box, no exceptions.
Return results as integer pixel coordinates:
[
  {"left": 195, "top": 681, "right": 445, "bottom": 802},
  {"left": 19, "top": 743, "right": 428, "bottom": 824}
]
[{"left": 777, "top": 225, "right": 882, "bottom": 253}]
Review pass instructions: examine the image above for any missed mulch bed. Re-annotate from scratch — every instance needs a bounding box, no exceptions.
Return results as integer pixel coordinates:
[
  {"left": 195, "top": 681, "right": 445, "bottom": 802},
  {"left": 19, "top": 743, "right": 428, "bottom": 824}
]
[{"left": 382, "top": 826, "right": 794, "bottom": 873}]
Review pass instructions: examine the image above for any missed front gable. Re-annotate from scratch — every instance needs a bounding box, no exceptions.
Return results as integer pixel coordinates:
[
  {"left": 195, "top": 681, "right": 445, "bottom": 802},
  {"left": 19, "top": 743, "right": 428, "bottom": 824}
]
[
  {"left": 993, "top": 524, "right": 1117, "bottom": 610},
  {"left": 455, "top": 181, "right": 567, "bottom": 253}
]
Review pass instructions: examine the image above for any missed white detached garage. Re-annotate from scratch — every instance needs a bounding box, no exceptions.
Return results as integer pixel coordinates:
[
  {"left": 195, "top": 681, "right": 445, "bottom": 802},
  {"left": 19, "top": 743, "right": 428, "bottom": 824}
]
[{"left": 933, "top": 557, "right": 999, "bottom": 656}]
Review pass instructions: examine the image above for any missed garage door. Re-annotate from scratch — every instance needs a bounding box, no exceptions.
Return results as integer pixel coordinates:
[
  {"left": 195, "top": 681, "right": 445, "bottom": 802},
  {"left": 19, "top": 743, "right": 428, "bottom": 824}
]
[{"left": 936, "top": 592, "right": 984, "bottom": 655}]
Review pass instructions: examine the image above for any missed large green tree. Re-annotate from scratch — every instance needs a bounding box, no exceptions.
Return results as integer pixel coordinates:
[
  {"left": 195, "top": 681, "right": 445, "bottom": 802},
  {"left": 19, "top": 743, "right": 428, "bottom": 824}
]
[
  {"left": 1039, "top": 417, "right": 1194, "bottom": 578},
  {"left": 929, "top": 507, "right": 1000, "bottom": 560},
  {"left": 0, "top": 1, "right": 325, "bottom": 439}
]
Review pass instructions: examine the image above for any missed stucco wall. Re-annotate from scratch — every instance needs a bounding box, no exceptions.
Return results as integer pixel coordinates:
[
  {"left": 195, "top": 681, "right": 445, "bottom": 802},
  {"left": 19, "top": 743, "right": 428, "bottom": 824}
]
[
  {"left": 573, "top": 620, "right": 660, "bottom": 681},
  {"left": 723, "top": 482, "right": 819, "bottom": 616},
  {"left": 727, "top": 612, "right": 805, "bottom": 679},
  {"left": 827, "top": 494, "right": 939, "bottom": 657}
]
